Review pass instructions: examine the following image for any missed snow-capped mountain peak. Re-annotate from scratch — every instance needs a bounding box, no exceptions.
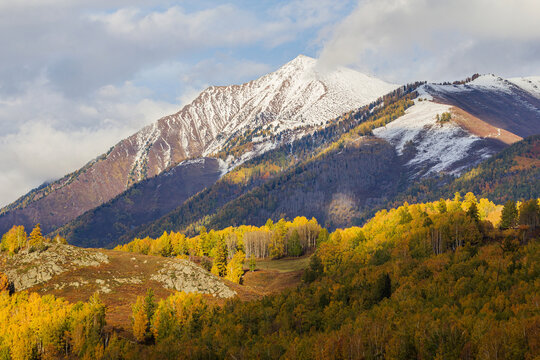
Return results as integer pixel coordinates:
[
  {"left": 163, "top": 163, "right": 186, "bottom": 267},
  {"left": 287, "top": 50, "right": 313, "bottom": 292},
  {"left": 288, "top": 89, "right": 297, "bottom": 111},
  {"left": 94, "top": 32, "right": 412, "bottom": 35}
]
[
  {"left": 0, "top": 55, "right": 397, "bottom": 233},
  {"left": 123, "top": 55, "right": 397, "bottom": 174}
]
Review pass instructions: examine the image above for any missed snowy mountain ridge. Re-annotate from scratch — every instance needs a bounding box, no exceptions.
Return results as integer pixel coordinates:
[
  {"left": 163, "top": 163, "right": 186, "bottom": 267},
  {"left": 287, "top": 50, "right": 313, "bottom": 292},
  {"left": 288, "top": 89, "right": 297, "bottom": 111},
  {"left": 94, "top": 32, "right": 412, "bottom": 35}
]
[
  {"left": 124, "top": 55, "right": 397, "bottom": 178},
  {"left": 0, "top": 55, "right": 396, "bottom": 233},
  {"left": 374, "top": 73, "right": 540, "bottom": 178}
]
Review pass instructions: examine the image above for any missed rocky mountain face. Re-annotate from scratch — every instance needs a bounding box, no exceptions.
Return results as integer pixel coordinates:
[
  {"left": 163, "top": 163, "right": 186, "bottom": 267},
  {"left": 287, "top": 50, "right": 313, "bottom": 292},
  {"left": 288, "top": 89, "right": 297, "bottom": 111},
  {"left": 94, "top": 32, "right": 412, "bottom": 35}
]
[{"left": 0, "top": 55, "right": 396, "bottom": 235}]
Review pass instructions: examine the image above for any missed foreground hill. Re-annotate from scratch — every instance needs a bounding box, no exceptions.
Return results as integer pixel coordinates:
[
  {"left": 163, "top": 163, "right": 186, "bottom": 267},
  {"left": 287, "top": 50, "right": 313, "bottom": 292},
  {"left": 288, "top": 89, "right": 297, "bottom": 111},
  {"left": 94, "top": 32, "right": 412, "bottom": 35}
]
[
  {"left": 0, "top": 242, "right": 236, "bottom": 332},
  {"left": 0, "top": 55, "right": 395, "bottom": 235},
  {"left": 2, "top": 195, "right": 538, "bottom": 359}
]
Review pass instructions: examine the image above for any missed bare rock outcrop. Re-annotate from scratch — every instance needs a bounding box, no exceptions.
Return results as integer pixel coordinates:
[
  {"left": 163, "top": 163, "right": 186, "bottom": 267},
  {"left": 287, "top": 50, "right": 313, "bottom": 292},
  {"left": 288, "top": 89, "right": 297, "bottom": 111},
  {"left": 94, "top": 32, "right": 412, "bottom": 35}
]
[
  {"left": 151, "top": 258, "right": 236, "bottom": 298},
  {"left": 1, "top": 244, "right": 109, "bottom": 291}
]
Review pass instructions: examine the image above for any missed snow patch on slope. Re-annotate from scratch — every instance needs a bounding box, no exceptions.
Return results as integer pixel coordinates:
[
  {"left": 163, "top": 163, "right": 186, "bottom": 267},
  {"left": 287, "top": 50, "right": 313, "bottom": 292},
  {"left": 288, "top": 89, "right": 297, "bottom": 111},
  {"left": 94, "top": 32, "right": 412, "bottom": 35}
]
[
  {"left": 373, "top": 100, "right": 487, "bottom": 176},
  {"left": 509, "top": 76, "right": 540, "bottom": 99},
  {"left": 428, "top": 74, "right": 515, "bottom": 95}
]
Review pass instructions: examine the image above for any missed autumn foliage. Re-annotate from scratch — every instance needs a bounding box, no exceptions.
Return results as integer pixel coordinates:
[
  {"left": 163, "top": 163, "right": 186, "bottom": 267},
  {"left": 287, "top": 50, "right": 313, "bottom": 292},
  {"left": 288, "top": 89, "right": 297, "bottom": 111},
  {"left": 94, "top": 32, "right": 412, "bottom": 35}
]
[{"left": 1, "top": 195, "right": 539, "bottom": 359}]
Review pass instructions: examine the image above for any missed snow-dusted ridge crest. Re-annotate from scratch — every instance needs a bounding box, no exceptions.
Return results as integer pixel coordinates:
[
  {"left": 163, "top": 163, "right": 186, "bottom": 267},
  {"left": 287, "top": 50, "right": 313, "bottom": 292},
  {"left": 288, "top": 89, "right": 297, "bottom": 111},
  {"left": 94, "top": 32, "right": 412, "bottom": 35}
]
[
  {"left": 374, "top": 73, "right": 540, "bottom": 179},
  {"left": 116, "top": 54, "right": 398, "bottom": 183}
]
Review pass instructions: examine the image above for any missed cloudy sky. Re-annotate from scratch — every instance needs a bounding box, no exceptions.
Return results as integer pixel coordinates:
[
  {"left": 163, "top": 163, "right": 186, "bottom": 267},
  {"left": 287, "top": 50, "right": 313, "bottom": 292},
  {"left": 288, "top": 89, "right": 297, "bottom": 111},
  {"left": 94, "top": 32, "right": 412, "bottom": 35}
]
[{"left": 0, "top": 0, "right": 539, "bottom": 207}]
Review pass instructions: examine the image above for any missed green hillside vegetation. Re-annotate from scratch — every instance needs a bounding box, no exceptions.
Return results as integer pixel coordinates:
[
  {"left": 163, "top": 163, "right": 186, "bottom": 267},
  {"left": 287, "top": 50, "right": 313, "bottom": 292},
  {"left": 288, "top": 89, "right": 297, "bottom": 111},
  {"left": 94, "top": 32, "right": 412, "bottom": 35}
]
[
  {"left": 3, "top": 194, "right": 539, "bottom": 359},
  {"left": 121, "top": 195, "right": 540, "bottom": 359}
]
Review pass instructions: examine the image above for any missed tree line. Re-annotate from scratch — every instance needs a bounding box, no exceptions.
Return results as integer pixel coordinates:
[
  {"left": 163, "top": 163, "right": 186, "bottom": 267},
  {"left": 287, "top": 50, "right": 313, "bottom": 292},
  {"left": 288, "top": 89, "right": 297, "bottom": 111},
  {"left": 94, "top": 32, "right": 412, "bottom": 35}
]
[{"left": 116, "top": 217, "right": 323, "bottom": 284}]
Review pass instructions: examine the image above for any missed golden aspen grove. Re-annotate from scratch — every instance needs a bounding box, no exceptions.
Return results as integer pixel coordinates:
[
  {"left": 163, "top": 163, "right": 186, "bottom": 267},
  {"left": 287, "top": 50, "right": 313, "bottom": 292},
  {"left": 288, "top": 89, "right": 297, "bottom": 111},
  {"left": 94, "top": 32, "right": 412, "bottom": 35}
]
[{"left": 2, "top": 194, "right": 537, "bottom": 359}]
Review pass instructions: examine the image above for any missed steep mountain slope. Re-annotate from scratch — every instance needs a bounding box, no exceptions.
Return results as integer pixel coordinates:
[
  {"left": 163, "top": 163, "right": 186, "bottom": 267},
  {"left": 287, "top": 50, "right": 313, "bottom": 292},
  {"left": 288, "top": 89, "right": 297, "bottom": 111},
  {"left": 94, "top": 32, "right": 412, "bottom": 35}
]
[
  {"left": 508, "top": 76, "right": 540, "bottom": 98},
  {"left": 199, "top": 138, "right": 406, "bottom": 230},
  {"left": 62, "top": 86, "right": 421, "bottom": 246},
  {"left": 391, "top": 134, "right": 540, "bottom": 207},
  {"left": 55, "top": 158, "right": 223, "bottom": 248},
  {"left": 373, "top": 98, "right": 508, "bottom": 178},
  {"left": 424, "top": 74, "right": 540, "bottom": 137},
  {"left": 0, "top": 55, "right": 396, "bottom": 235}
]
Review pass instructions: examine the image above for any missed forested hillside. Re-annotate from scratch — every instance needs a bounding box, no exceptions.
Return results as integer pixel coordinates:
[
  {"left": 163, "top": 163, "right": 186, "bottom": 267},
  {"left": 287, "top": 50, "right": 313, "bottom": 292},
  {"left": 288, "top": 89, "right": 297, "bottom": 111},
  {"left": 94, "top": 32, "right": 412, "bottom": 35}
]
[{"left": 2, "top": 195, "right": 538, "bottom": 359}]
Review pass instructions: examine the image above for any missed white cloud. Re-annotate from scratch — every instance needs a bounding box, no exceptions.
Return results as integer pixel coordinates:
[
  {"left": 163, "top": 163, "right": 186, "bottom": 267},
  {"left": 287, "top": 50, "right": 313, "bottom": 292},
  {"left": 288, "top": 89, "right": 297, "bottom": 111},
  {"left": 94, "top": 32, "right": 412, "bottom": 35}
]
[
  {"left": 318, "top": 0, "right": 540, "bottom": 83},
  {"left": 0, "top": 79, "right": 178, "bottom": 206},
  {"left": 0, "top": 1, "right": 349, "bottom": 207}
]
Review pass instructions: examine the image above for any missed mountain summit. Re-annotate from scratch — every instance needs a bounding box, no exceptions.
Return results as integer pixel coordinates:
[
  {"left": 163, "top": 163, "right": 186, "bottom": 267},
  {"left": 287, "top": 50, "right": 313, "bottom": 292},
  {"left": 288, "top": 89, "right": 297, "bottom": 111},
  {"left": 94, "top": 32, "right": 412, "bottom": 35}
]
[{"left": 0, "top": 56, "right": 396, "bottom": 234}]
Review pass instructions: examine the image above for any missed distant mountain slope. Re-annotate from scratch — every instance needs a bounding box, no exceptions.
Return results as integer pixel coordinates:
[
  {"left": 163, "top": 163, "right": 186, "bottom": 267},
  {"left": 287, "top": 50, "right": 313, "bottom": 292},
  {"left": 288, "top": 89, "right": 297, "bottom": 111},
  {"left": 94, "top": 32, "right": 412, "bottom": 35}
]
[
  {"left": 508, "top": 76, "right": 540, "bottom": 98},
  {"left": 54, "top": 158, "right": 223, "bottom": 248},
  {"left": 117, "top": 78, "right": 539, "bottom": 244},
  {"left": 425, "top": 74, "right": 540, "bottom": 137},
  {"left": 198, "top": 138, "right": 406, "bottom": 230},
  {"left": 0, "top": 55, "right": 396, "bottom": 235},
  {"left": 373, "top": 99, "right": 506, "bottom": 177},
  {"left": 54, "top": 85, "right": 417, "bottom": 247},
  {"left": 393, "top": 134, "right": 540, "bottom": 206}
]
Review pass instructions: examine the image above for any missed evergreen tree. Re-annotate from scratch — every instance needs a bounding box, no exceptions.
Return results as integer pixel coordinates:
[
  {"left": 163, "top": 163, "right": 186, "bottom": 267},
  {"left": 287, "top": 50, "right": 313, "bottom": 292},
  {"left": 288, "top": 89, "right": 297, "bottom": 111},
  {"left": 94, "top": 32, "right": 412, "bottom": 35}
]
[
  {"left": 144, "top": 289, "right": 156, "bottom": 324},
  {"left": 302, "top": 253, "right": 324, "bottom": 283},
  {"left": 500, "top": 200, "right": 518, "bottom": 229},
  {"left": 467, "top": 202, "right": 479, "bottom": 222},
  {"left": 519, "top": 199, "right": 540, "bottom": 229},
  {"left": 374, "top": 273, "right": 392, "bottom": 302},
  {"left": 398, "top": 205, "right": 413, "bottom": 224},
  {"left": 212, "top": 235, "right": 228, "bottom": 277}
]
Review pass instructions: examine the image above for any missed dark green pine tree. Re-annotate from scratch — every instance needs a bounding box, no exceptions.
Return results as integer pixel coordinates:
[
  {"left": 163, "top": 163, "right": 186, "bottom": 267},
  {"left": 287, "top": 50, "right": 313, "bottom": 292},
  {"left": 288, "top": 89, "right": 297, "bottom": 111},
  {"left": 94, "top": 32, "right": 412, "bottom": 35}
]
[
  {"left": 144, "top": 289, "right": 156, "bottom": 324},
  {"left": 374, "top": 273, "right": 392, "bottom": 302},
  {"left": 500, "top": 200, "right": 518, "bottom": 229},
  {"left": 467, "top": 202, "right": 480, "bottom": 222},
  {"left": 519, "top": 199, "right": 540, "bottom": 229},
  {"left": 212, "top": 235, "right": 228, "bottom": 277}
]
